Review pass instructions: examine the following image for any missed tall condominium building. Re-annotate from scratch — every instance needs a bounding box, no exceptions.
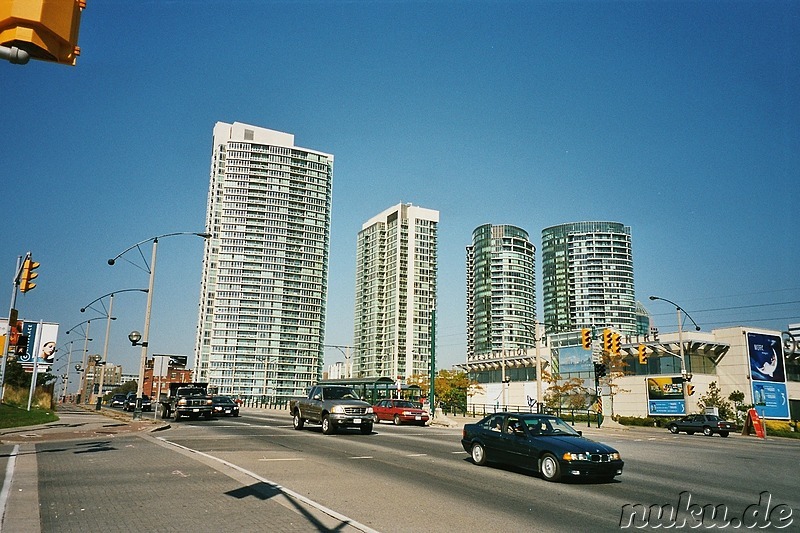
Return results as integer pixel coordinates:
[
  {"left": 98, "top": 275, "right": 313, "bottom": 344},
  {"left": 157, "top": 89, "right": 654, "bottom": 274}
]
[
  {"left": 353, "top": 203, "right": 438, "bottom": 380},
  {"left": 541, "top": 221, "right": 636, "bottom": 335},
  {"left": 194, "top": 122, "right": 334, "bottom": 399},
  {"left": 466, "top": 224, "right": 536, "bottom": 358}
]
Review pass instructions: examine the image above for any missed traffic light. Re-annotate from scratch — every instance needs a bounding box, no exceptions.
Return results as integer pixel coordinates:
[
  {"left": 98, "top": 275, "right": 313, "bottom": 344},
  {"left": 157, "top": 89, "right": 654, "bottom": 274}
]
[
  {"left": 20, "top": 256, "right": 40, "bottom": 292},
  {"left": 594, "top": 362, "right": 607, "bottom": 378},
  {"left": 602, "top": 329, "right": 612, "bottom": 352},
  {"left": 580, "top": 328, "right": 592, "bottom": 350},
  {"left": 611, "top": 333, "right": 621, "bottom": 357},
  {"left": 686, "top": 384, "right": 695, "bottom": 396},
  {"left": 0, "top": 0, "right": 85, "bottom": 65},
  {"left": 638, "top": 344, "right": 648, "bottom": 365}
]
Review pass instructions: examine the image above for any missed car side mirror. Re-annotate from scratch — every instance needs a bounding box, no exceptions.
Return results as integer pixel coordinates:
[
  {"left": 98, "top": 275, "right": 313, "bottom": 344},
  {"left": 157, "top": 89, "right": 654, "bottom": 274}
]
[
  {"left": 313, "top": 394, "right": 321, "bottom": 400},
  {"left": 577, "top": 430, "right": 583, "bottom": 436}
]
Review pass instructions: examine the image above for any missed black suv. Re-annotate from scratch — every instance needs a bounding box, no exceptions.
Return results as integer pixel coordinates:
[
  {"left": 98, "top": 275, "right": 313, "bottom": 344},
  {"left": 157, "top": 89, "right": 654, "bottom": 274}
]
[
  {"left": 124, "top": 393, "right": 152, "bottom": 412},
  {"left": 110, "top": 393, "right": 126, "bottom": 408}
]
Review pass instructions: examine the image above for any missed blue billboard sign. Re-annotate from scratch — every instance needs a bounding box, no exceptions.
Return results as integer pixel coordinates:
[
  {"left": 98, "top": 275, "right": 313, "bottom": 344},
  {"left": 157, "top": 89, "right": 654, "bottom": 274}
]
[
  {"left": 646, "top": 376, "right": 686, "bottom": 416},
  {"left": 747, "top": 332, "right": 789, "bottom": 419}
]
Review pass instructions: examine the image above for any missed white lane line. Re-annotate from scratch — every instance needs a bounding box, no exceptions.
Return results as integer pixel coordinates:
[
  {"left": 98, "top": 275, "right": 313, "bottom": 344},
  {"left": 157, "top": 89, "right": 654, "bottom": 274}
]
[
  {"left": 157, "top": 437, "right": 378, "bottom": 533},
  {"left": 258, "top": 458, "right": 304, "bottom": 462},
  {"left": 349, "top": 456, "right": 373, "bottom": 459},
  {"left": 405, "top": 453, "right": 427, "bottom": 457},
  {"left": 0, "top": 444, "right": 19, "bottom": 527}
]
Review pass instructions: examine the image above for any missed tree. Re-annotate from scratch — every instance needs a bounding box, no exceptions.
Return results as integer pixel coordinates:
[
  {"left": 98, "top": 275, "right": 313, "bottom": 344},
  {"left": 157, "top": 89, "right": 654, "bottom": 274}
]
[
  {"left": 728, "top": 390, "right": 748, "bottom": 424},
  {"left": 408, "top": 370, "right": 482, "bottom": 412},
  {"left": 697, "top": 381, "right": 734, "bottom": 420},
  {"left": 541, "top": 369, "right": 589, "bottom": 413},
  {"left": 599, "top": 350, "right": 630, "bottom": 418}
]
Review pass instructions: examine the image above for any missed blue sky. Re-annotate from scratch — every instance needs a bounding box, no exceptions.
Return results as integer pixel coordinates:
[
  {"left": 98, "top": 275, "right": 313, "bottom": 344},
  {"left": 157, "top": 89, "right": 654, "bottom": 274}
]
[{"left": 2, "top": 1, "right": 798, "bottom": 390}]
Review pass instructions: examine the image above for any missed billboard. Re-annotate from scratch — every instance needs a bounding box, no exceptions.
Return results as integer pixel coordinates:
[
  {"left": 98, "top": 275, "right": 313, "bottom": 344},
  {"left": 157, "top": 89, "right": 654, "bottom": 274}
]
[
  {"left": 646, "top": 376, "right": 686, "bottom": 416},
  {"left": 556, "top": 345, "right": 593, "bottom": 374},
  {"left": 747, "top": 332, "right": 789, "bottom": 419}
]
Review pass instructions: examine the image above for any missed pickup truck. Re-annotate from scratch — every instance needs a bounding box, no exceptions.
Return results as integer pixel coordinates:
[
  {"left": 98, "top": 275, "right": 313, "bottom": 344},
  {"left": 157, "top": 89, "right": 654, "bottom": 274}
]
[
  {"left": 290, "top": 384, "right": 376, "bottom": 435},
  {"left": 159, "top": 382, "right": 213, "bottom": 421}
]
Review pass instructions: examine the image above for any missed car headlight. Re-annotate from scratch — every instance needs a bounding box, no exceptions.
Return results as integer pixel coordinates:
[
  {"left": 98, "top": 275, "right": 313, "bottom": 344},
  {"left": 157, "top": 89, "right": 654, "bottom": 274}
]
[
  {"left": 177, "top": 399, "right": 187, "bottom": 406},
  {"left": 366, "top": 407, "right": 373, "bottom": 414},
  {"left": 331, "top": 405, "right": 345, "bottom": 414},
  {"left": 609, "top": 452, "right": 621, "bottom": 461},
  {"left": 562, "top": 452, "right": 590, "bottom": 461}
]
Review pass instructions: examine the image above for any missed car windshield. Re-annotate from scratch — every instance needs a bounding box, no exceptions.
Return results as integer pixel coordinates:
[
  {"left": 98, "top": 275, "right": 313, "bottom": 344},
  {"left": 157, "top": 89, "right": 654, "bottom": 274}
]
[
  {"left": 523, "top": 416, "right": 581, "bottom": 436},
  {"left": 323, "top": 387, "right": 358, "bottom": 400},
  {"left": 394, "top": 401, "right": 416, "bottom": 408},
  {"left": 215, "top": 396, "right": 232, "bottom": 402}
]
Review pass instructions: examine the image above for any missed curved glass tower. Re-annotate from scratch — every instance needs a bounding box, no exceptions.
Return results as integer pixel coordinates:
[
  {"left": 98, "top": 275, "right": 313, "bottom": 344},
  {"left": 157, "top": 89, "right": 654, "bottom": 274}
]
[
  {"left": 541, "top": 221, "right": 636, "bottom": 335},
  {"left": 466, "top": 224, "right": 536, "bottom": 357}
]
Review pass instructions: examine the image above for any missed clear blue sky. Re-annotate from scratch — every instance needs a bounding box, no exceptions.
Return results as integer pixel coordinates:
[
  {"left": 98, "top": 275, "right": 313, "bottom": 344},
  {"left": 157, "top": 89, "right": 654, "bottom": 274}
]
[{"left": 2, "top": 1, "right": 798, "bottom": 389}]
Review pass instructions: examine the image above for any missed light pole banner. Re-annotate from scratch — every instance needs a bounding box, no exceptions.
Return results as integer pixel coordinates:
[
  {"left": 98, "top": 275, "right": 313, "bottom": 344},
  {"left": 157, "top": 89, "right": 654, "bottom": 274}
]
[
  {"left": 18, "top": 322, "right": 59, "bottom": 369},
  {"left": 747, "top": 332, "right": 789, "bottom": 419}
]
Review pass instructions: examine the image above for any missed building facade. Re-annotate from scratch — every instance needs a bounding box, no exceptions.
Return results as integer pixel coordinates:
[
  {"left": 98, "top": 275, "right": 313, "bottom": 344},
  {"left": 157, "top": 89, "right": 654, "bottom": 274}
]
[
  {"left": 541, "top": 221, "right": 636, "bottom": 335},
  {"left": 353, "top": 203, "right": 438, "bottom": 380},
  {"left": 466, "top": 224, "right": 536, "bottom": 358},
  {"left": 194, "top": 122, "right": 334, "bottom": 400}
]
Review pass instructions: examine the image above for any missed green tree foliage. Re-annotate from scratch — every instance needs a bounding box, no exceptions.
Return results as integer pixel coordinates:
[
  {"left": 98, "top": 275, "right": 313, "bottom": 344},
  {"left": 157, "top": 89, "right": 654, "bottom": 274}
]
[
  {"left": 3, "top": 357, "right": 56, "bottom": 388},
  {"left": 697, "top": 381, "right": 734, "bottom": 420},
  {"left": 408, "top": 370, "right": 482, "bottom": 411}
]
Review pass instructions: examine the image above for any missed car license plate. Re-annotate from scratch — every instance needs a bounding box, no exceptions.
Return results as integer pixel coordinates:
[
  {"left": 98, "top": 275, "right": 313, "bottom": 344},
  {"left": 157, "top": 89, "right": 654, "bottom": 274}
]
[
  {"left": 192, "top": 408, "right": 199, "bottom": 412},
  {"left": 415, "top": 416, "right": 422, "bottom": 420},
  {"left": 353, "top": 418, "right": 361, "bottom": 424},
  {"left": 224, "top": 409, "right": 231, "bottom": 413}
]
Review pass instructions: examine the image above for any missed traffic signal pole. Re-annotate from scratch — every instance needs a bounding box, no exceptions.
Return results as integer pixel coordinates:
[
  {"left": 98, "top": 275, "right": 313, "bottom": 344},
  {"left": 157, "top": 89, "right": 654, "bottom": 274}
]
[{"left": 0, "top": 255, "right": 23, "bottom": 402}]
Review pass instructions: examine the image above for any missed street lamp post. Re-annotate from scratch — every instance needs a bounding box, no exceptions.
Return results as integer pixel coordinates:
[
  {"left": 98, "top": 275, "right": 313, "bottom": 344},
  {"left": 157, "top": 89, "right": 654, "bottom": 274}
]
[
  {"left": 65, "top": 319, "right": 98, "bottom": 404},
  {"left": 80, "top": 288, "right": 147, "bottom": 407},
  {"left": 109, "top": 232, "right": 210, "bottom": 419},
  {"left": 649, "top": 295, "right": 701, "bottom": 391}
]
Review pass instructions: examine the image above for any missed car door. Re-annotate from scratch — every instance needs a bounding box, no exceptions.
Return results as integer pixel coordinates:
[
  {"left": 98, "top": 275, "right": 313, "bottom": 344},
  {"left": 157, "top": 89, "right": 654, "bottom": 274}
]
[
  {"left": 305, "top": 386, "right": 323, "bottom": 421},
  {"left": 503, "top": 415, "right": 532, "bottom": 468},
  {"left": 481, "top": 415, "right": 507, "bottom": 460},
  {"left": 374, "top": 400, "right": 388, "bottom": 421}
]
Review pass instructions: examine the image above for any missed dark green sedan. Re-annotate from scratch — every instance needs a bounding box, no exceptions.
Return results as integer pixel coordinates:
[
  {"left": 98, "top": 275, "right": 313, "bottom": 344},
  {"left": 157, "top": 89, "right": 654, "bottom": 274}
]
[{"left": 461, "top": 412, "right": 624, "bottom": 482}]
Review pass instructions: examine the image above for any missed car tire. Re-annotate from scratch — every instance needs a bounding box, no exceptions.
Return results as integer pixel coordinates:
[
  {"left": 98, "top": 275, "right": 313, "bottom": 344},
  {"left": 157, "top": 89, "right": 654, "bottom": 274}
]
[
  {"left": 540, "top": 453, "right": 562, "bottom": 482},
  {"left": 703, "top": 427, "right": 713, "bottom": 437},
  {"left": 321, "top": 415, "right": 336, "bottom": 435},
  {"left": 360, "top": 423, "right": 373, "bottom": 435},
  {"left": 394, "top": 414, "right": 401, "bottom": 426},
  {"left": 668, "top": 424, "right": 679, "bottom": 434},
  {"left": 719, "top": 431, "right": 729, "bottom": 437},
  {"left": 471, "top": 442, "right": 487, "bottom": 466},
  {"left": 292, "top": 412, "right": 305, "bottom": 430}
]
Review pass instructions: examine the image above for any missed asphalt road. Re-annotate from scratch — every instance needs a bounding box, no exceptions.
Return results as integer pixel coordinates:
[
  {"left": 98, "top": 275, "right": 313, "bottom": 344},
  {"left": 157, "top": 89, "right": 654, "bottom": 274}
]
[
  {"left": 159, "top": 410, "right": 800, "bottom": 531},
  {"left": 2, "top": 408, "right": 798, "bottom": 532}
]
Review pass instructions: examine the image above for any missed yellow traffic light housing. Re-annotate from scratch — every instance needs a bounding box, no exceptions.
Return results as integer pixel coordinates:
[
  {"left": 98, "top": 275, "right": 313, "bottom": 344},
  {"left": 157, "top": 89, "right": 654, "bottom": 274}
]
[
  {"left": 20, "top": 256, "right": 39, "bottom": 292},
  {"left": 580, "top": 328, "right": 592, "bottom": 350},
  {"left": 602, "top": 329, "right": 612, "bottom": 353},
  {"left": 611, "top": 333, "right": 621, "bottom": 356},
  {"left": 0, "top": 0, "right": 85, "bottom": 66},
  {"left": 638, "top": 344, "right": 647, "bottom": 365}
]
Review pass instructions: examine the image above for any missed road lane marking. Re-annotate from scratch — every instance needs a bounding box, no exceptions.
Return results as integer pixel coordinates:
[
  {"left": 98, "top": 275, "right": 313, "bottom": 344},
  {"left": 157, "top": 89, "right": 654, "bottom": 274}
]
[
  {"left": 258, "top": 458, "right": 303, "bottom": 462},
  {"left": 156, "top": 437, "right": 378, "bottom": 533},
  {"left": 405, "top": 453, "right": 427, "bottom": 457},
  {"left": 349, "top": 456, "right": 373, "bottom": 459}
]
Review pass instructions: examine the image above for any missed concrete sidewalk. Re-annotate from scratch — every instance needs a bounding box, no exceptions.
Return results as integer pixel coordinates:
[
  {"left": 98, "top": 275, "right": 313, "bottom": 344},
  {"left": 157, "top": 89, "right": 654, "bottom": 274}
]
[{"left": 0, "top": 405, "right": 373, "bottom": 533}]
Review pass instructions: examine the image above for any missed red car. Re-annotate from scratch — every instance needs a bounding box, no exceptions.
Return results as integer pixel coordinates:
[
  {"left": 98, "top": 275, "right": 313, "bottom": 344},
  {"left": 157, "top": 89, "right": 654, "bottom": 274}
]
[{"left": 373, "top": 399, "right": 429, "bottom": 426}]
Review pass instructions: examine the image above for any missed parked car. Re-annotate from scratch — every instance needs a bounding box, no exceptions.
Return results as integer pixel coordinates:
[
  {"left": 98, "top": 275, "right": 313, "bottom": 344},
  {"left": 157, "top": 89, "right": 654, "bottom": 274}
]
[
  {"left": 212, "top": 395, "right": 240, "bottom": 417},
  {"left": 109, "top": 393, "right": 126, "bottom": 408},
  {"left": 373, "top": 398, "right": 429, "bottom": 426},
  {"left": 123, "top": 393, "right": 152, "bottom": 412},
  {"left": 461, "top": 412, "right": 624, "bottom": 482},
  {"left": 666, "top": 414, "right": 735, "bottom": 437}
]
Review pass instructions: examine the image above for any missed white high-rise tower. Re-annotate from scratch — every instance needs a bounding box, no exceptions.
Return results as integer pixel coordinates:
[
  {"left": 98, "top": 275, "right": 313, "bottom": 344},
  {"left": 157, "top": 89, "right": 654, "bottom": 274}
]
[{"left": 195, "top": 122, "right": 333, "bottom": 399}]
